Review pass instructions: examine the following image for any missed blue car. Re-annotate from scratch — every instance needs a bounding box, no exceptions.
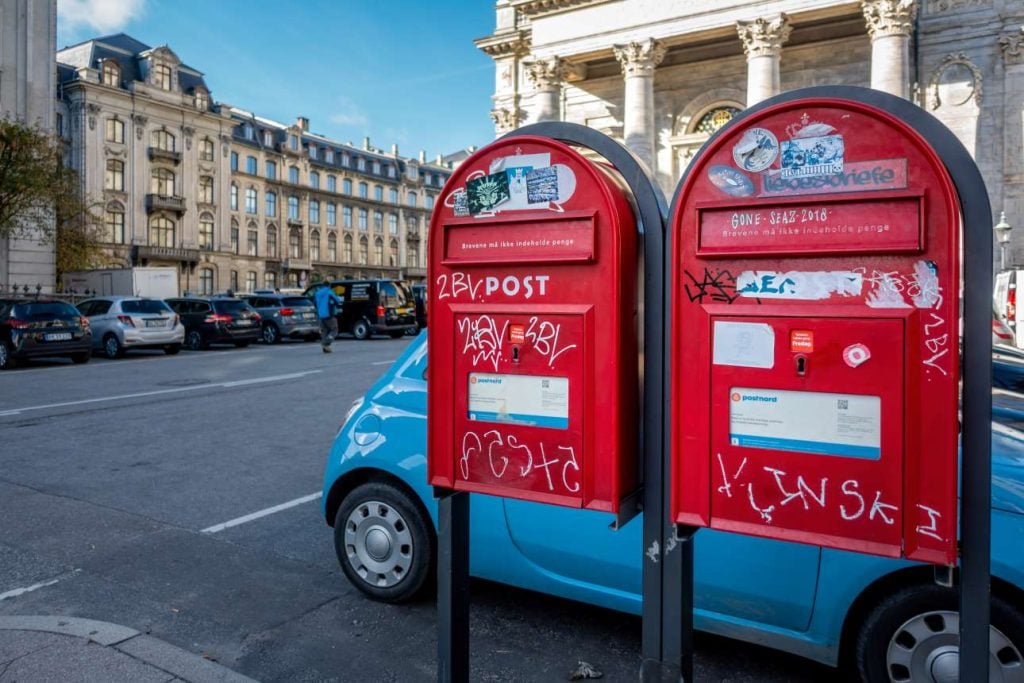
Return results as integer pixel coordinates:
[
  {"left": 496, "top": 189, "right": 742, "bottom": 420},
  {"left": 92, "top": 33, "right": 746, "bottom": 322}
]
[{"left": 322, "top": 335, "right": 1024, "bottom": 681}]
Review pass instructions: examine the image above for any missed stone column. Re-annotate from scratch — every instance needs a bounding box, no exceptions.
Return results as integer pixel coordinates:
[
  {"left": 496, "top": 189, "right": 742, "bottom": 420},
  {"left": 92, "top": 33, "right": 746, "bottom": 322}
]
[
  {"left": 736, "top": 14, "right": 791, "bottom": 106},
  {"left": 861, "top": 0, "right": 918, "bottom": 99},
  {"left": 613, "top": 39, "right": 666, "bottom": 172},
  {"left": 524, "top": 56, "right": 581, "bottom": 123}
]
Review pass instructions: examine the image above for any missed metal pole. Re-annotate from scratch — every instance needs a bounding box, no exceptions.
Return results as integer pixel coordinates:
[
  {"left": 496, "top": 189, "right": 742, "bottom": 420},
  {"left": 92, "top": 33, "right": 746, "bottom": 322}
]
[{"left": 436, "top": 490, "right": 470, "bottom": 683}]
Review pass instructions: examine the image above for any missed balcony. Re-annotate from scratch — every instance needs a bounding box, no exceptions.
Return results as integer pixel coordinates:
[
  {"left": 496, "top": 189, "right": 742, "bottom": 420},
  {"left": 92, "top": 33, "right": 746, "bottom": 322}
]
[
  {"left": 145, "top": 194, "right": 186, "bottom": 214},
  {"left": 133, "top": 245, "right": 199, "bottom": 264},
  {"left": 286, "top": 217, "right": 304, "bottom": 228},
  {"left": 147, "top": 147, "right": 182, "bottom": 164},
  {"left": 284, "top": 258, "right": 311, "bottom": 271}
]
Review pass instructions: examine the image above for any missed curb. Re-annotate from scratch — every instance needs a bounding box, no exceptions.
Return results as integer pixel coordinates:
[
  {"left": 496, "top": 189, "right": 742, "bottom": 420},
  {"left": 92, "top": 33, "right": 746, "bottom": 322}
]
[{"left": 0, "top": 615, "right": 258, "bottom": 683}]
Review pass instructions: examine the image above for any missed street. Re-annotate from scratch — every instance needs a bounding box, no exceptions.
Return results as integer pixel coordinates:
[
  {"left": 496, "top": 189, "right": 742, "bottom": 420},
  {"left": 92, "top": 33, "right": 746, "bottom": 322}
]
[{"left": 0, "top": 338, "right": 830, "bottom": 681}]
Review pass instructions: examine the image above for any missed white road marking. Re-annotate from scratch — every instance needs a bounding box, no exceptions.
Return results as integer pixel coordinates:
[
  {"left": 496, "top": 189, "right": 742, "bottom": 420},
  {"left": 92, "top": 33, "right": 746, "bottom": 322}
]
[
  {"left": 371, "top": 360, "right": 395, "bottom": 366},
  {"left": 201, "top": 492, "right": 322, "bottom": 533},
  {"left": 0, "top": 370, "right": 321, "bottom": 417},
  {"left": 0, "top": 570, "right": 80, "bottom": 601}
]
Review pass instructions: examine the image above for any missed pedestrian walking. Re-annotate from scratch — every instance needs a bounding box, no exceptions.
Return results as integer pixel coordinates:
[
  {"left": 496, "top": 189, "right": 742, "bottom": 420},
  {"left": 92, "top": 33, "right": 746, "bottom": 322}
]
[{"left": 314, "top": 285, "right": 343, "bottom": 353}]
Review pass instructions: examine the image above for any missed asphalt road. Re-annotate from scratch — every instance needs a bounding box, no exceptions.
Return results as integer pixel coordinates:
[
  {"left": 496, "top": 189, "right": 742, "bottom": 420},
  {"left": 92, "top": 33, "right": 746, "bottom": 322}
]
[{"left": 0, "top": 335, "right": 832, "bottom": 682}]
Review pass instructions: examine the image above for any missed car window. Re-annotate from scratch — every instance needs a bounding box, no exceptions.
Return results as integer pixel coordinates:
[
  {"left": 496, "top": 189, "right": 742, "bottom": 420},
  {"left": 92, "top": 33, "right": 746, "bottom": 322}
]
[
  {"left": 282, "top": 297, "right": 311, "bottom": 307},
  {"left": 121, "top": 299, "right": 171, "bottom": 314},
  {"left": 17, "top": 302, "right": 79, "bottom": 319},
  {"left": 379, "top": 282, "right": 409, "bottom": 307},
  {"left": 76, "top": 300, "right": 96, "bottom": 316},
  {"left": 195, "top": 302, "right": 211, "bottom": 314},
  {"left": 0, "top": 301, "right": 12, "bottom": 317},
  {"left": 92, "top": 300, "right": 113, "bottom": 315},
  {"left": 213, "top": 299, "right": 250, "bottom": 314}
]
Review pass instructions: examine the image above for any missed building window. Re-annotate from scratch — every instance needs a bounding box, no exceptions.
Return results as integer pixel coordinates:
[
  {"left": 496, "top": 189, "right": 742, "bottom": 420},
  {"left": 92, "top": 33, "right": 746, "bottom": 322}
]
[
  {"left": 358, "top": 182, "right": 368, "bottom": 199},
  {"left": 388, "top": 187, "right": 398, "bottom": 203},
  {"left": 343, "top": 178, "right": 352, "bottom": 195},
  {"left": 151, "top": 129, "right": 175, "bottom": 152},
  {"left": 327, "top": 232, "right": 337, "bottom": 262},
  {"left": 230, "top": 183, "right": 238, "bottom": 211},
  {"left": 102, "top": 60, "right": 120, "bottom": 87},
  {"left": 289, "top": 166, "right": 299, "bottom": 184},
  {"left": 199, "top": 138, "right": 214, "bottom": 162},
  {"left": 358, "top": 236, "right": 368, "bottom": 265},
  {"left": 267, "top": 225, "right": 278, "bottom": 257},
  {"left": 149, "top": 216, "right": 175, "bottom": 248},
  {"left": 265, "top": 161, "right": 277, "bottom": 180},
  {"left": 343, "top": 206, "right": 352, "bottom": 229},
  {"left": 264, "top": 271, "right": 277, "bottom": 289},
  {"left": 247, "top": 226, "right": 259, "bottom": 256},
  {"left": 230, "top": 220, "right": 239, "bottom": 253},
  {"left": 288, "top": 196, "right": 299, "bottom": 220},
  {"left": 356, "top": 157, "right": 366, "bottom": 172},
  {"left": 407, "top": 240, "right": 419, "bottom": 267},
  {"left": 327, "top": 175, "right": 337, "bottom": 193},
  {"left": 310, "top": 231, "right": 321, "bottom": 262},
  {"left": 289, "top": 134, "right": 298, "bottom": 151},
  {"left": 199, "top": 176, "right": 214, "bottom": 204},
  {"left": 358, "top": 208, "right": 367, "bottom": 231},
  {"left": 309, "top": 145, "right": 318, "bottom": 160},
  {"left": 407, "top": 191, "right": 417, "bottom": 207},
  {"left": 406, "top": 215, "right": 419, "bottom": 234},
  {"left": 266, "top": 191, "right": 277, "bottom": 217},
  {"left": 230, "top": 151, "right": 238, "bottom": 171},
  {"left": 389, "top": 239, "right": 398, "bottom": 266},
  {"left": 246, "top": 271, "right": 257, "bottom": 292},
  {"left": 289, "top": 228, "right": 302, "bottom": 258},
  {"left": 373, "top": 210, "right": 383, "bottom": 232},
  {"left": 246, "top": 156, "right": 257, "bottom": 175},
  {"left": 374, "top": 185, "right": 383, "bottom": 201},
  {"left": 310, "top": 171, "right": 320, "bottom": 190},
  {"left": 151, "top": 168, "right": 175, "bottom": 196},
  {"left": 105, "top": 159, "right": 124, "bottom": 191},
  {"left": 231, "top": 270, "right": 239, "bottom": 292},
  {"left": 263, "top": 131, "right": 273, "bottom": 147},
  {"left": 245, "top": 187, "right": 257, "bottom": 214},
  {"left": 387, "top": 165, "right": 396, "bottom": 179},
  {"left": 199, "top": 214, "right": 214, "bottom": 250},
  {"left": 388, "top": 213, "right": 398, "bottom": 235},
  {"left": 373, "top": 237, "right": 384, "bottom": 265},
  {"left": 105, "top": 117, "right": 124, "bottom": 144},
  {"left": 326, "top": 149, "right": 334, "bottom": 163},
  {"left": 341, "top": 152, "right": 350, "bottom": 167},
  {"left": 309, "top": 199, "right": 320, "bottom": 224},
  {"left": 326, "top": 202, "right": 336, "bottom": 226},
  {"left": 195, "top": 89, "right": 209, "bottom": 111},
  {"left": 198, "top": 267, "right": 213, "bottom": 295},
  {"left": 343, "top": 234, "right": 353, "bottom": 263},
  {"left": 104, "top": 203, "right": 125, "bottom": 244},
  {"left": 426, "top": 194, "right": 435, "bottom": 210},
  {"left": 153, "top": 64, "right": 172, "bottom": 91},
  {"left": 693, "top": 106, "right": 740, "bottom": 135},
  {"left": 372, "top": 161, "right": 381, "bottom": 174}
]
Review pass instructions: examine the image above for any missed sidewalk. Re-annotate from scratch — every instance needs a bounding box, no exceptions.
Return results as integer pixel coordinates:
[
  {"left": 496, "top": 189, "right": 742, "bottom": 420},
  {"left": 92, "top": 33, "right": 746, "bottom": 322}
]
[{"left": 0, "top": 616, "right": 257, "bottom": 682}]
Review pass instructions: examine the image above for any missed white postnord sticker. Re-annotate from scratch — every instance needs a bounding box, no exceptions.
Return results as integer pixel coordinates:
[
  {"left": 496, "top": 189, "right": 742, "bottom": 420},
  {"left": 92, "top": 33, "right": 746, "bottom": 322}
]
[
  {"left": 468, "top": 373, "right": 569, "bottom": 429},
  {"left": 729, "top": 388, "right": 881, "bottom": 459}
]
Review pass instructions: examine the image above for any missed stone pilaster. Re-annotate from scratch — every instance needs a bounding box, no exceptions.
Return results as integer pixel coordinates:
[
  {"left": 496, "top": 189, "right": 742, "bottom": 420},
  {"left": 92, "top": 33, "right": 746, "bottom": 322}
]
[
  {"left": 490, "top": 104, "right": 525, "bottom": 134},
  {"left": 862, "top": 0, "right": 918, "bottom": 99},
  {"left": 524, "top": 56, "right": 583, "bottom": 123},
  {"left": 736, "top": 14, "right": 792, "bottom": 106},
  {"left": 613, "top": 39, "right": 666, "bottom": 172}
]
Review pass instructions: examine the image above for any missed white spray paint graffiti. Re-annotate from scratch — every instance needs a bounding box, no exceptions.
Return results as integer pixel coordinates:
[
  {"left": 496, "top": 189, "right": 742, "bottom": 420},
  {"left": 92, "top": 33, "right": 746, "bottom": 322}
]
[
  {"left": 524, "top": 317, "right": 578, "bottom": 367},
  {"left": 459, "top": 429, "right": 580, "bottom": 494},
  {"left": 737, "top": 270, "right": 863, "bottom": 300},
  {"left": 457, "top": 316, "right": 508, "bottom": 372}
]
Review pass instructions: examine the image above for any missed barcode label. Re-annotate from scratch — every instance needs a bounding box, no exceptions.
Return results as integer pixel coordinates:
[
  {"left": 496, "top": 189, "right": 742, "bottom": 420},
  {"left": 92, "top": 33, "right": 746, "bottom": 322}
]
[{"left": 837, "top": 399, "right": 849, "bottom": 410}]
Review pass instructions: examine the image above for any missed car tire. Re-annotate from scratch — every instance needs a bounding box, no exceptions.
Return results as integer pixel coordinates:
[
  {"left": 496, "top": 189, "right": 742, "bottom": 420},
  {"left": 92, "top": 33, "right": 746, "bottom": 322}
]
[
  {"left": 352, "top": 320, "right": 371, "bottom": 341},
  {"left": 0, "top": 341, "right": 17, "bottom": 369},
  {"left": 405, "top": 324, "right": 420, "bottom": 337},
  {"left": 389, "top": 331, "right": 405, "bottom": 339},
  {"left": 164, "top": 344, "right": 181, "bottom": 355},
  {"left": 855, "top": 582, "right": 1024, "bottom": 683},
  {"left": 334, "top": 480, "right": 434, "bottom": 603},
  {"left": 71, "top": 351, "right": 90, "bottom": 364},
  {"left": 185, "top": 330, "right": 206, "bottom": 351},
  {"left": 102, "top": 333, "right": 124, "bottom": 359},
  {"left": 233, "top": 340, "right": 251, "bottom": 348},
  {"left": 262, "top": 323, "right": 280, "bottom": 344}
]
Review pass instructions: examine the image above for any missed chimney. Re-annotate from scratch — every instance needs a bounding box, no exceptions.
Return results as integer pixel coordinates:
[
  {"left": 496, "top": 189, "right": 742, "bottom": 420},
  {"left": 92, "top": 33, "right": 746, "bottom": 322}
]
[
  {"left": 363, "top": 136, "right": 371, "bottom": 150},
  {"left": 391, "top": 143, "right": 399, "bottom": 155},
  {"left": 419, "top": 150, "right": 426, "bottom": 163},
  {"left": 435, "top": 154, "right": 444, "bottom": 165},
  {"left": 297, "top": 116, "right": 309, "bottom": 131}
]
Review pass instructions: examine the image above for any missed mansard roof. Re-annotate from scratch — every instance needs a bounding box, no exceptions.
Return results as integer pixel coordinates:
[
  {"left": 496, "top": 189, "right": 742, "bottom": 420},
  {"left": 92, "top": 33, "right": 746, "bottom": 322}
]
[{"left": 56, "top": 33, "right": 209, "bottom": 93}]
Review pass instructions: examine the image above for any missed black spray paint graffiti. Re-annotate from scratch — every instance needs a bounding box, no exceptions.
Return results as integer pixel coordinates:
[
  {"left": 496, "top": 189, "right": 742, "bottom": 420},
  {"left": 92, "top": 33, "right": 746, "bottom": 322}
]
[{"left": 683, "top": 268, "right": 760, "bottom": 304}]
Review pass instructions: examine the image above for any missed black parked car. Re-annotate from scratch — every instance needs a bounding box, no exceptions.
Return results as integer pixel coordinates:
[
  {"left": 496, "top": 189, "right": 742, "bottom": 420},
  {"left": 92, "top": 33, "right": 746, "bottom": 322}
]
[
  {"left": 0, "top": 299, "right": 92, "bottom": 369},
  {"left": 165, "top": 297, "right": 261, "bottom": 350},
  {"left": 304, "top": 279, "right": 417, "bottom": 339}
]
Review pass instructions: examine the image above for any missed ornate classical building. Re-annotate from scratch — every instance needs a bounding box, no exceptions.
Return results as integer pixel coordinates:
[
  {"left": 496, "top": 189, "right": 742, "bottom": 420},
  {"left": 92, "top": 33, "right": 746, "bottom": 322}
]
[
  {"left": 0, "top": 0, "right": 57, "bottom": 292},
  {"left": 56, "top": 34, "right": 448, "bottom": 294},
  {"left": 478, "top": 0, "right": 1024, "bottom": 262}
]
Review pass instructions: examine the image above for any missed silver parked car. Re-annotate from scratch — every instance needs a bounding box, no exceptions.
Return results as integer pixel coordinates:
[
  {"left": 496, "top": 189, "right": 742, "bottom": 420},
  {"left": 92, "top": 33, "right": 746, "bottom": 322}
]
[
  {"left": 241, "top": 294, "right": 319, "bottom": 344},
  {"left": 77, "top": 297, "right": 184, "bottom": 358}
]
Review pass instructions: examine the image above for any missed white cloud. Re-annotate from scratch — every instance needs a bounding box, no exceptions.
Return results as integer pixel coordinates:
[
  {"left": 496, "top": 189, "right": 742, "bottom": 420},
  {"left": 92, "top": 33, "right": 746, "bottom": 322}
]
[
  {"left": 59, "top": 0, "right": 146, "bottom": 35},
  {"left": 328, "top": 98, "right": 368, "bottom": 127}
]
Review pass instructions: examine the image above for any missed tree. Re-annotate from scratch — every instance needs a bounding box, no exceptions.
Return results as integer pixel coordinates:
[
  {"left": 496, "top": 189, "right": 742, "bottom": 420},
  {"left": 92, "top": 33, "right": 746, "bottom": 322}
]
[{"left": 0, "top": 118, "right": 104, "bottom": 277}]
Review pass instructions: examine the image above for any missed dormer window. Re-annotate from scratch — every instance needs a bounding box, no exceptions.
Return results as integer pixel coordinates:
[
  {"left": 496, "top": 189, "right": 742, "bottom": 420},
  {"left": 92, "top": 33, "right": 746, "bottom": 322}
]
[
  {"left": 325, "top": 149, "right": 334, "bottom": 164},
  {"left": 289, "top": 134, "right": 298, "bottom": 151},
  {"left": 154, "top": 64, "right": 172, "bottom": 91},
  {"left": 194, "top": 88, "right": 209, "bottom": 111},
  {"left": 243, "top": 124, "right": 254, "bottom": 141},
  {"left": 102, "top": 60, "right": 120, "bottom": 87},
  {"left": 263, "top": 131, "right": 273, "bottom": 147},
  {"left": 372, "top": 161, "right": 381, "bottom": 174},
  {"left": 310, "top": 145, "right": 318, "bottom": 160}
]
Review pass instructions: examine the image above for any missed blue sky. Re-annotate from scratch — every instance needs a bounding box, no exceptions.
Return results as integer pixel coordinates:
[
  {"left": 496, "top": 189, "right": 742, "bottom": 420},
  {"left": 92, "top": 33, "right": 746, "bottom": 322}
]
[{"left": 57, "top": 0, "right": 497, "bottom": 158}]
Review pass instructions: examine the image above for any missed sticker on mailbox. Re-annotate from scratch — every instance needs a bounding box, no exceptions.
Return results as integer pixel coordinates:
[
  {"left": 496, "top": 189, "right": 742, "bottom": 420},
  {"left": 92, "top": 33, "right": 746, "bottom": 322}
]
[
  {"left": 469, "top": 373, "right": 569, "bottom": 429},
  {"left": 729, "top": 388, "right": 880, "bottom": 459}
]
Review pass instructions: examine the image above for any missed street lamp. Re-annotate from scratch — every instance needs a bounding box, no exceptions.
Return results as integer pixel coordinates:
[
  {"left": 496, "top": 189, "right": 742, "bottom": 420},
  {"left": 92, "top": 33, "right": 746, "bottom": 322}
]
[{"left": 994, "top": 211, "right": 1013, "bottom": 272}]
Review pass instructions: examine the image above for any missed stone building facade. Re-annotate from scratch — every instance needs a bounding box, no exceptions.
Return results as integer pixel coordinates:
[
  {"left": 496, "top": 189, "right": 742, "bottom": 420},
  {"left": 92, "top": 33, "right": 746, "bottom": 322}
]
[
  {"left": 57, "top": 34, "right": 447, "bottom": 295},
  {"left": 478, "top": 0, "right": 1024, "bottom": 264},
  {"left": 0, "top": 0, "right": 57, "bottom": 292}
]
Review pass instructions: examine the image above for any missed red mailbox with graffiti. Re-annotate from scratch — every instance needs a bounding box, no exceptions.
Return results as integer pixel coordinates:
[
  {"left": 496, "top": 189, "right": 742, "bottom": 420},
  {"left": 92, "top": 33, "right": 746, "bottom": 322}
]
[
  {"left": 427, "top": 137, "right": 638, "bottom": 511},
  {"left": 669, "top": 99, "right": 960, "bottom": 564}
]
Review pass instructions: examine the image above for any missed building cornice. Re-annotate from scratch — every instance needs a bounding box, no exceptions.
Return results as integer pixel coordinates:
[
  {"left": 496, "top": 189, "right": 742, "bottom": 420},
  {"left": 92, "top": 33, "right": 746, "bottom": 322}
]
[
  {"left": 474, "top": 29, "right": 532, "bottom": 57},
  {"left": 510, "top": 0, "right": 614, "bottom": 19}
]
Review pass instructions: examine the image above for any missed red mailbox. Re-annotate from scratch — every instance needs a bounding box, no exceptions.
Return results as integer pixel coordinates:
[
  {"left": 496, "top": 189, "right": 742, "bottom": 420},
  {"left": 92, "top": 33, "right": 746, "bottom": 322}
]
[
  {"left": 670, "top": 99, "right": 961, "bottom": 564},
  {"left": 428, "top": 136, "right": 638, "bottom": 511}
]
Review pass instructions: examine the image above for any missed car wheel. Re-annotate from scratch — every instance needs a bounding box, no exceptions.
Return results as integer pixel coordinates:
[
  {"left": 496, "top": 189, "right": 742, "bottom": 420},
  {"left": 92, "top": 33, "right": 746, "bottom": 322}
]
[
  {"left": 352, "top": 320, "right": 371, "bottom": 341},
  {"left": 855, "top": 583, "right": 1024, "bottom": 683},
  {"left": 233, "top": 340, "right": 251, "bottom": 348},
  {"left": 70, "top": 351, "right": 90, "bottom": 364},
  {"left": 164, "top": 344, "right": 181, "bottom": 355},
  {"left": 334, "top": 481, "right": 434, "bottom": 603},
  {"left": 262, "top": 323, "right": 280, "bottom": 344},
  {"left": 0, "top": 341, "right": 17, "bottom": 369},
  {"left": 185, "top": 330, "right": 206, "bottom": 351},
  {"left": 102, "top": 333, "right": 124, "bottom": 359},
  {"left": 389, "top": 330, "right": 405, "bottom": 339},
  {"left": 405, "top": 324, "right": 420, "bottom": 337}
]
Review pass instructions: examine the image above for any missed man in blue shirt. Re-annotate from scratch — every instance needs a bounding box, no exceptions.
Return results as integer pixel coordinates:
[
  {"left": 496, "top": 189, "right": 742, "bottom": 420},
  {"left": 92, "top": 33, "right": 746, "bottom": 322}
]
[{"left": 314, "top": 285, "right": 343, "bottom": 353}]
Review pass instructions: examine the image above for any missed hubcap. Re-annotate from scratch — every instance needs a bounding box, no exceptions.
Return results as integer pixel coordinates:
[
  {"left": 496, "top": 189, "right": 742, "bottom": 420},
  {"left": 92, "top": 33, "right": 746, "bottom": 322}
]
[
  {"left": 105, "top": 337, "right": 118, "bottom": 356},
  {"left": 887, "top": 610, "right": 1024, "bottom": 682},
  {"left": 188, "top": 332, "right": 200, "bottom": 349},
  {"left": 264, "top": 326, "right": 275, "bottom": 343},
  {"left": 343, "top": 499, "right": 413, "bottom": 588},
  {"left": 0, "top": 344, "right": 7, "bottom": 367}
]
